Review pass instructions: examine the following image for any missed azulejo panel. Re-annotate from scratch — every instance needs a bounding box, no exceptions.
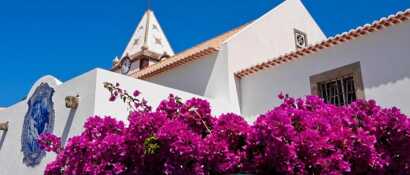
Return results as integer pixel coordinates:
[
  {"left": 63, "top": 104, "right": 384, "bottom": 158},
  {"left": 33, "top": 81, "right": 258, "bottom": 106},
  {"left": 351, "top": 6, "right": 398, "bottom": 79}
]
[{"left": 21, "top": 82, "right": 55, "bottom": 166}]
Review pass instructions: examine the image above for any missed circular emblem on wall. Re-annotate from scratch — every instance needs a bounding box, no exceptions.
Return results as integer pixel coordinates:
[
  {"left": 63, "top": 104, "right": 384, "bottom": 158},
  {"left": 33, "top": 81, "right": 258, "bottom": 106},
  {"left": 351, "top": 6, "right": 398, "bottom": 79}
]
[
  {"left": 296, "top": 34, "right": 306, "bottom": 46},
  {"left": 21, "top": 82, "right": 55, "bottom": 166},
  {"left": 121, "top": 58, "right": 131, "bottom": 74}
]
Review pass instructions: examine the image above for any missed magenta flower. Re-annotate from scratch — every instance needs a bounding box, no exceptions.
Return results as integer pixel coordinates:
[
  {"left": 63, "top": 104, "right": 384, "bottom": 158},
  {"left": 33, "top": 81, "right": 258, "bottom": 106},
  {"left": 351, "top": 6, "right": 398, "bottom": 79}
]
[
  {"left": 38, "top": 133, "right": 61, "bottom": 153},
  {"left": 38, "top": 85, "right": 410, "bottom": 174},
  {"left": 133, "top": 90, "right": 141, "bottom": 97},
  {"left": 109, "top": 95, "right": 116, "bottom": 102}
]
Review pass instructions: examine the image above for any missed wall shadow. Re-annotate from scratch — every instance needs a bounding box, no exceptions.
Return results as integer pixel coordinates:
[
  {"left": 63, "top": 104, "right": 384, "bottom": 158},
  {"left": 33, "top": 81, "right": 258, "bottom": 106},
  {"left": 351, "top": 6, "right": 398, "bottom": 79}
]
[
  {"left": 61, "top": 109, "right": 76, "bottom": 146},
  {"left": 0, "top": 130, "right": 8, "bottom": 150}
]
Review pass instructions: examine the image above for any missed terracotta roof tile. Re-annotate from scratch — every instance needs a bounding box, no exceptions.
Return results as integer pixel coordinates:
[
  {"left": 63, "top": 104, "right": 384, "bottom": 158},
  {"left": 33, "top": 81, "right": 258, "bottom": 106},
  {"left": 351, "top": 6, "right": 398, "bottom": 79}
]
[
  {"left": 235, "top": 8, "right": 410, "bottom": 79},
  {"left": 129, "top": 24, "right": 248, "bottom": 79}
]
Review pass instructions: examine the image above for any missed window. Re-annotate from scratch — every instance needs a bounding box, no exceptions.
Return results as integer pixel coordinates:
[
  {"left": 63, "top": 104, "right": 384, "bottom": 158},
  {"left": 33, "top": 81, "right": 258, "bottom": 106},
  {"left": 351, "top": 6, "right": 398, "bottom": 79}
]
[
  {"left": 294, "top": 29, "right": 308, "bottom": 49},
  {"left": 310, "top": 62, "right": 365, "bottom": 106},
  {"left": 139, "top": 58, "right": 149, "bottom": 70},
  {"left": 317, "top": 76, "right": 357, "bottom": 105}
]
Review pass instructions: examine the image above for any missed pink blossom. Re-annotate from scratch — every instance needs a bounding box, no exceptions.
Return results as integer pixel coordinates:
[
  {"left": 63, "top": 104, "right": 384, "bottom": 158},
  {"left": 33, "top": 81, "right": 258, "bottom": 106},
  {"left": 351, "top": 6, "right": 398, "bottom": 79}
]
[{"left": 38, "top": 85, "right": 410, "bottom": 175}]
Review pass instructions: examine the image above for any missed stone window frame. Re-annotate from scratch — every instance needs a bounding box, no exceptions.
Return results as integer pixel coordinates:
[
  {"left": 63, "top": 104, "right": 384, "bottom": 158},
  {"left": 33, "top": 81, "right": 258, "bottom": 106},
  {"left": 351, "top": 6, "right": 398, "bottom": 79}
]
[
  {"left": 294, "top": 29, "right": 308, "bottom": 49},
  {"left": 310, "top": 62, "right": 365, "bottom": 103}
]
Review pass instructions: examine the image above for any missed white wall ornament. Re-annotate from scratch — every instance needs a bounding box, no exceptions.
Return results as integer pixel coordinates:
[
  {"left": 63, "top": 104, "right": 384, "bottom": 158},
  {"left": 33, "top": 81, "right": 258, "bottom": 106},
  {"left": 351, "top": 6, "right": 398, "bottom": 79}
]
[
  {"left": 21, "top": 82, "right": 56, "bottom": 166},
  {"left": 65, "top": 95, "right": 80, "bottom": 109},
  {"left": 294, "top": 29, "right": 308, "bottom": 49},
  {"left": 0, "top": 121, "right": 8, "bottom": 131}
]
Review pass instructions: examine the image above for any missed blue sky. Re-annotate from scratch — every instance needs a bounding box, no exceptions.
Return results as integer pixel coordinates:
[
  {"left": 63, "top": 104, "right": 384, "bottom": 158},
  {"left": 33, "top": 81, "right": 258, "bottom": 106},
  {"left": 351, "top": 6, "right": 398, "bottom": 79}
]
[{"left": 0, "top": 0, "right": 409, "bottom": 106}]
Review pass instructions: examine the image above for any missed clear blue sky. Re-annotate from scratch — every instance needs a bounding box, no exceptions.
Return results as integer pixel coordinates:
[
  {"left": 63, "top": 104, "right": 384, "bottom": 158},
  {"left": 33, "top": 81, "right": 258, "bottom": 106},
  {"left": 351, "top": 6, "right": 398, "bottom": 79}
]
[{"left": 0, "top": 0, "right": 409, "bottom": 106}]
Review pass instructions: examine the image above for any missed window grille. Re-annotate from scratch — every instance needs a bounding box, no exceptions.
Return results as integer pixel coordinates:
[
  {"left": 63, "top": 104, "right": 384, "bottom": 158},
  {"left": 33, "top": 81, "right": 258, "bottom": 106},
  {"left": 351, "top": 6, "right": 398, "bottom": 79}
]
[{"left": 317, "top": 76, "right": 356, "bottom": 106}]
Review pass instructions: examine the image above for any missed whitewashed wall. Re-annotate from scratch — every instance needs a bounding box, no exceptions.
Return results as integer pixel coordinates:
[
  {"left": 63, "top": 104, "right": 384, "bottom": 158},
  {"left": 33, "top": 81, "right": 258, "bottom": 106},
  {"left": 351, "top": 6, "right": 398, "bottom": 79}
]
[
  {"left": 203, "top": 47, "right": 242, "bottom": 113},
  {"left": 146, "top": 0, "right": 327, "bottom": 115},
  {"left": 224, "top": 0, "right": 326, "bottom": 73},
  {"left": 147, "top": 53, "right": 218, "bottom": 96},
  {"left": 0, "top": 68, "right": 231, "bottom": 174},
  {"left": 239, "top": 21, "right": 410, "bottom": 121},
  {"left": 216, "top": 0, "right": 327, "bottom": 118},
  {"left": 145, "top": 51, "right": 243, "bottom": 114},
  {"left": 0, "top": 70, "right": 98, "bottom": 175},
  {"left": 94, "top": 69, "right": 232, "bottom": 120}
]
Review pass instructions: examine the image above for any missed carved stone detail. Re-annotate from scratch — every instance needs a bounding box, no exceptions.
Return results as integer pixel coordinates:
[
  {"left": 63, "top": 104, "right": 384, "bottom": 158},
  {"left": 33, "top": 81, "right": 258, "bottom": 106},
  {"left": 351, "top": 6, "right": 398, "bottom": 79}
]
[
  {"left": 0, "top": 121, "right": 8, "bottom": 131},
  {"left": 65, "top": 95, "right": 79, "bottom": 109}
]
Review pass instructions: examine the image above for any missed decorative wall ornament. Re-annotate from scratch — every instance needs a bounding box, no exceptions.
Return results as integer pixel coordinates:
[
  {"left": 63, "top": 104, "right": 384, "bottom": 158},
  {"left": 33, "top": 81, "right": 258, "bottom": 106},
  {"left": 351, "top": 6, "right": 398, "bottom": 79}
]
[
  {"left": 21, "top": 83, "right": 55, "bottom": 166},
  {"left": 155, "top": 37, "right": 162, "bottom": 45},
  {"left": 133, "top": 38, "right": 140, "bottom": 46},
  {"left": 294, "top": 29, "right": 308, "bottom": 49},
  {"left": 0, "top": 121, "right": 8, "bottom": 131},
  {"left": 65, "top": 95, "right": 79, "bottom": 109},
  {"left": 152, "top": 24, "right": 159, "bottom": 30},
  {"left": 121, "top": 57, "right": 131, "bottom": 74}
]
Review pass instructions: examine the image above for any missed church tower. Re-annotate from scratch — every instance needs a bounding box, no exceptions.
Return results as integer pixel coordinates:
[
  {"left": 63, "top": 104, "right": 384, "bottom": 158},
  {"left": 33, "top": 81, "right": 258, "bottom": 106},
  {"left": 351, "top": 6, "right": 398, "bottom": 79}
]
[{"left": 112, "top": 9, "right": 174, "bottom": 75}]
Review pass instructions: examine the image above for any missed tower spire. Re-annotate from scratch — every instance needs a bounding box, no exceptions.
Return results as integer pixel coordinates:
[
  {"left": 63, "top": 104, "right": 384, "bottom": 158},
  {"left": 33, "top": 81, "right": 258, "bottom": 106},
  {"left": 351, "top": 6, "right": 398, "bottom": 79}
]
[
  {"left": 141, "top": 7, "right": 150, "bottom": 50},
  {"left": 122, "top": 8, "right": 174, "bottom": 58},
  {"left": 116, "top": 3, "right": 174, "bottom": 72}
]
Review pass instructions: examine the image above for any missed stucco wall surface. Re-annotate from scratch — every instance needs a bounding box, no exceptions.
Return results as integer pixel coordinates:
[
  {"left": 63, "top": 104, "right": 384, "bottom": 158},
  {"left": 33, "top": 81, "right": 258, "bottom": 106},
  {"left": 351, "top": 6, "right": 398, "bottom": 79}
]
[
  {"left": 94, "top": 68, "right": 232, "bottom": 121},
  {"left": 225, "top": 0, "right": 326, "bottom": 73},
  {"left": 239, "top": 21, "right": 410, "bottom": 121},
  {"left": 0, "top": 70, "right": 97, "bottom": 175},
  {"left": 147, "top": 53, "right": 218, "bottom": 97},
  {"left": 0, "top": 68, "right": 231, "bottom": 174}
]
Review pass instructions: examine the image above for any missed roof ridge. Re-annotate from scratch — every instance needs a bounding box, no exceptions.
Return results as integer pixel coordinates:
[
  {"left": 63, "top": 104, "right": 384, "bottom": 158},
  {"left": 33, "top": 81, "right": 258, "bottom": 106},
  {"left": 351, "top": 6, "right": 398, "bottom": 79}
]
[
  {"left": 129, "top": 23, "right": 249, "bottom": 79},
  {"left": 235, "top": 8, "right": 410, "bottom": 79},
  {"left": 174, "top": 23, "right": 250, "bottom": 56}
]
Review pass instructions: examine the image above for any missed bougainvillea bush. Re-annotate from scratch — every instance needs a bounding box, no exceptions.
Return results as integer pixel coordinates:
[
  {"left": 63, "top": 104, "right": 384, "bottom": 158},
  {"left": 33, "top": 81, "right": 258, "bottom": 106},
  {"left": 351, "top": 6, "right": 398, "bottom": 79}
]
[{"left": 39, "top": 83, "right": 410, "bottom": 175}]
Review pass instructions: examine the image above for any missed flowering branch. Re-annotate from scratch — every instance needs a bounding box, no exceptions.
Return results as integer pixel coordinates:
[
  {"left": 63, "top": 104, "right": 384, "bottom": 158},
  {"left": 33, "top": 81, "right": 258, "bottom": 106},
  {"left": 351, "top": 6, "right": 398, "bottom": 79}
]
[
  {"left": 190, "top": 107, "right": 212, "bottom": 134},
  {"left": 103, "top": 82, "right": 151, "bottom": 113},
  {"left": 38, "top": 89, "right": 410, "bottom": 175}
]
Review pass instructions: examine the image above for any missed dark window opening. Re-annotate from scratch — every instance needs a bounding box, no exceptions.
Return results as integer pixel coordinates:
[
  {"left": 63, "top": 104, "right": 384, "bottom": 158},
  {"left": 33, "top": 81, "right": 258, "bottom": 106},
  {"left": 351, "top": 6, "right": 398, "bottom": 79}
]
[
  {"left": 140, "top": 58, "right": 149, "bottom": 70},
  {"left": 317, "top": 76, "right": 357, "bottom": 106}
]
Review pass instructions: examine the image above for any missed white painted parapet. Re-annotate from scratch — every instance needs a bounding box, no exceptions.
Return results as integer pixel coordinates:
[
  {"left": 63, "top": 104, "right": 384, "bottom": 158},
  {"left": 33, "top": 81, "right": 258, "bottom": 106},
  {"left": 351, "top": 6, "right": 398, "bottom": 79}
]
[
  {"left": 94, "top": 68, "right": 232, "bottom": 121},
  {"left": 0, "top": 68, "right": 231, "bottom": 175},
  {"left": 0, "top": 71, "right": 98, "bottom": 174}
]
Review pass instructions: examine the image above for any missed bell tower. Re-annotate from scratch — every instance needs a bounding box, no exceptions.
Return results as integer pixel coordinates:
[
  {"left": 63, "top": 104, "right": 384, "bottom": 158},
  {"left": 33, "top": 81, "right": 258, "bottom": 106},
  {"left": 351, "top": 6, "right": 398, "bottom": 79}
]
[{"left": 112, "top": 6, "right": 174, "bottom": 75}]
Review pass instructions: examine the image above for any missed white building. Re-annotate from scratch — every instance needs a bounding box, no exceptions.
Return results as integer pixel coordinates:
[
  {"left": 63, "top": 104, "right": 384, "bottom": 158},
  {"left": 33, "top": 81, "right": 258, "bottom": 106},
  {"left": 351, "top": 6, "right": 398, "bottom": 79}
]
[{"left": 0, "top": 0, "right": 409, "bottom": 173}]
